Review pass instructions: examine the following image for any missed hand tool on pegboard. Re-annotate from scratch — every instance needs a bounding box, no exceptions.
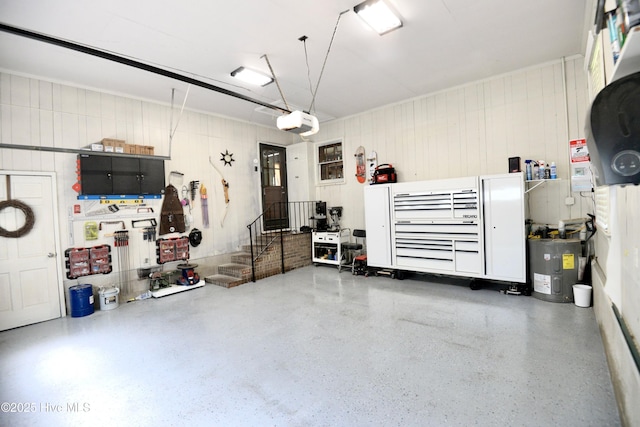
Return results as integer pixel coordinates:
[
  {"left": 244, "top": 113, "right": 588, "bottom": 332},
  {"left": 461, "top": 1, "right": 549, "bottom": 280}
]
[
  {"left": 86, "top": 204, "right": 119, "bottom": 216},
  {"left": 114, "top": 229, "right": 130, "bottom": 295},
  {"left": 189, "top": 180, "right": 199, "bottom": 201}
]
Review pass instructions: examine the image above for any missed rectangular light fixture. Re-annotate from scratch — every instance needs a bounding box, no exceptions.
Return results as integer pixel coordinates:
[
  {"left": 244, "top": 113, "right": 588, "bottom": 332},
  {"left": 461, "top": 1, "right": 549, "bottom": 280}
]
[
  {"left": 230, "top": 66, "right": 273, "bottom": 86},
  {"left": 353, "top": 0, "right": 403, "bottom": 35}
]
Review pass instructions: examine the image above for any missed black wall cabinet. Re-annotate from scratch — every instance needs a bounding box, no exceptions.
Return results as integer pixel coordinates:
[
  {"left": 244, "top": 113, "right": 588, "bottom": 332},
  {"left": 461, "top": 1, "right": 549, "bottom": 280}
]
[{"left": 78, "top": 154, "right": 165, "bottom": 195}]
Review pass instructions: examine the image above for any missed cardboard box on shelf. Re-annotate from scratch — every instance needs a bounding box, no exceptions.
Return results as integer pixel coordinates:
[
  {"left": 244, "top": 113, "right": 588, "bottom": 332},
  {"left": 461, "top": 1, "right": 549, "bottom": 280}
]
[
  {"left": 97, "top": 141, "right": 154, "bottom": 156},
  {"left": 113, "top": 141, "right": 126, "bottom": 154},
  {"left": 101, "top": 138, "right": 125, "bottom": 145},
  {"left": 130, "top": 145, "right": 155, "bottom": 155},
  {"left": 101, "top": 138, "right": 125, "bottom": 154}
]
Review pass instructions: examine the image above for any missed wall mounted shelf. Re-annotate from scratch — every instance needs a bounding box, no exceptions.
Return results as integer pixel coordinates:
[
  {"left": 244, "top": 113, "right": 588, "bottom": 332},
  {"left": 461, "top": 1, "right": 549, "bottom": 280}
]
[
  {"left": 525, "top": 178, "right": 562, "bottom": 193},
  {"left": 0, "top": 143, "right": 170, "bottom": 160},
  {"left": 77, "top": 194, "right": 163, "bottom": 200}
]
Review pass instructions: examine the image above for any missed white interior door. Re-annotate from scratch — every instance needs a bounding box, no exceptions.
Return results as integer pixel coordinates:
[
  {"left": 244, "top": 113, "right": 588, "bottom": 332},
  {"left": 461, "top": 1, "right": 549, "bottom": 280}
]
[{"left": 0, "top": 173, "right": 64, "bottom": 331}]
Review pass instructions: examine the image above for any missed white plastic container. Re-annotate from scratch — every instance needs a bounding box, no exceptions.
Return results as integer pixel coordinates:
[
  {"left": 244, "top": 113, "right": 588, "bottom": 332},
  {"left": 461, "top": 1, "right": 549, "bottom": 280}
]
[
  {"left": 98, "top": 286, "right": 120, "bottom": 310},
  {"left": 573, "top": 284, "right": 592, "bottom": 308}
]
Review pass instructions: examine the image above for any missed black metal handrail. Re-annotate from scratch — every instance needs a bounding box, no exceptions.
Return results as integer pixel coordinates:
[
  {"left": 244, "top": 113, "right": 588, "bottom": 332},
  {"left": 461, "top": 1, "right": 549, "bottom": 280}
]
[{"left": 247, "top": 201, "right": 317, "bottom": 282}]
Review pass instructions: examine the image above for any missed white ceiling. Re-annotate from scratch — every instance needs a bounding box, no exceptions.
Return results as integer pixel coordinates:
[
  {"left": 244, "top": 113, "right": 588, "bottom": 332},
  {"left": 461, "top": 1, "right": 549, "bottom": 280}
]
[{"left": 0, "top": 0, "right": 595, "bottom": 129}]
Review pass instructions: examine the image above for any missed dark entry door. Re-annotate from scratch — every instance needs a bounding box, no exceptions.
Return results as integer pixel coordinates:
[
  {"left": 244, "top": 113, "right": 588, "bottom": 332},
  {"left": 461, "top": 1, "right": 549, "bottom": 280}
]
[{"left": 260, "top": 143, "right": 289, "bottom": 230}]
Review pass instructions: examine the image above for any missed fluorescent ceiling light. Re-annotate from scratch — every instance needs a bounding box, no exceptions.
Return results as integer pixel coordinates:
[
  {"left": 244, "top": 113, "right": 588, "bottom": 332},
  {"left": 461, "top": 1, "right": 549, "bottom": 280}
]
[
  {"left": 230, "top": 66, "right": 273, "bottom": 86},
  {"left": 354, "top": 0, "right": 403, "bottom": 35}
]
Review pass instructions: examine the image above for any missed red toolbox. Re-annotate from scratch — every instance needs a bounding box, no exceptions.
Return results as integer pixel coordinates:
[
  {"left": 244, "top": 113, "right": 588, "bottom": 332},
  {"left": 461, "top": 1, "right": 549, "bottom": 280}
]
[{"left": 372, "top": 164, "right": 397, "bottom": 184}]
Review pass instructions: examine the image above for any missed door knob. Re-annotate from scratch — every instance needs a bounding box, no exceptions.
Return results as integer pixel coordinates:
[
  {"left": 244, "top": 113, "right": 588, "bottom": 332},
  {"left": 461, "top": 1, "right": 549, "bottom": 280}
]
[{"left": 47, "top": 252, "right": 56, "bottom": 258}]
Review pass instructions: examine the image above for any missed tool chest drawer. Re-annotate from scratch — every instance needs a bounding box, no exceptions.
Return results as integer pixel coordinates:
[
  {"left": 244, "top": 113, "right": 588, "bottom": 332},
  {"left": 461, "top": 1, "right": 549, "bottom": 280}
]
[
  {"left": 454, "top": 240, "right": 481, "bottom": 273},
  {"left": 395, "top": 221, "right": 480, "bottom": 237},
  {"left": 312, "top": 232, "right": 341, "bottom": 243}
]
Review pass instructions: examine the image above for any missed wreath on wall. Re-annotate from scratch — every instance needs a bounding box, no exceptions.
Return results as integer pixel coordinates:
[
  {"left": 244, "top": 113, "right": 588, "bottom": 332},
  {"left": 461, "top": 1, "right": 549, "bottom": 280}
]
[{"left": 1, "top": 176, "right": 36, "bottom": 238}]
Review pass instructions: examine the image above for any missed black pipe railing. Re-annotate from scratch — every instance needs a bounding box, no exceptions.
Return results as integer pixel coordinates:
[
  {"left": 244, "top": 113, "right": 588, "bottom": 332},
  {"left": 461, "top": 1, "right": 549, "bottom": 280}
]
[{"left": 247, "top": 201, "right": 317, "bottom": 282}]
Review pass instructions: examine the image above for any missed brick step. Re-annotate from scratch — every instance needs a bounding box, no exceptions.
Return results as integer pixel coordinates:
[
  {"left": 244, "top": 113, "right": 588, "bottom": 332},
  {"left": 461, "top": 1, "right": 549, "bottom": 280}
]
[
  {"left": 202, "top": 232, "right": 311, "bottom": 288},
  {"left": 241, "top": 243, "right": 278, "bottom": 254},
  {"left": 217, "top": 262, "right": 252, "bottom": 279},
  {"left": 204, "top": 274, "right": 247, "bottom": 288},
  {"left": 231, "top": 252, "right": 252, "bottom": 264}
]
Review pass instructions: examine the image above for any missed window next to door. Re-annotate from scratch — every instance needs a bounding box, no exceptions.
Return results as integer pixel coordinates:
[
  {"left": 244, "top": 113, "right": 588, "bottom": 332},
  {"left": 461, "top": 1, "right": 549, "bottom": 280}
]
[{"left": 317, "top": 140, "right": 344, "bottom": 184}]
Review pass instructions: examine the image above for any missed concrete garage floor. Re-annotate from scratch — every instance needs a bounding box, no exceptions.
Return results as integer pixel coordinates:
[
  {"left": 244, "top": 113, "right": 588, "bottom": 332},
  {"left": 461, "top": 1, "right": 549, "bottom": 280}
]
[{"left": 0, "top": 266, "right": 620, "bottom": 426}]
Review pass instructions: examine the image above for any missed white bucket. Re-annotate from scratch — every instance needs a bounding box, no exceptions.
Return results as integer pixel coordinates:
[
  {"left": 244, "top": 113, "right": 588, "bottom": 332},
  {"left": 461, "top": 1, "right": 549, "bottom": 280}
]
[
  {"left": 98, "top": 287, "right": 120, "bottom": 310},
  {"left": 573, "top": 284, "right": 592, "bottom": 308}
]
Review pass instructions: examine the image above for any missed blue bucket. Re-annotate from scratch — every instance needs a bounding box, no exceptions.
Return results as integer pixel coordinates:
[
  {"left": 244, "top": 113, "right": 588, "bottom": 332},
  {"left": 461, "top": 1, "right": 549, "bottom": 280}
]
[{"left": 69, "top": 284, "right": 94, "bottom": 317}]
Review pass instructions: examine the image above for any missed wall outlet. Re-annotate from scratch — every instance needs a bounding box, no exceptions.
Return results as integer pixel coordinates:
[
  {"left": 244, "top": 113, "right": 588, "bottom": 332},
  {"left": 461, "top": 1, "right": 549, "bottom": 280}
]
[{"left": 565, "top": 197, "right": 575, "bottom": 206}]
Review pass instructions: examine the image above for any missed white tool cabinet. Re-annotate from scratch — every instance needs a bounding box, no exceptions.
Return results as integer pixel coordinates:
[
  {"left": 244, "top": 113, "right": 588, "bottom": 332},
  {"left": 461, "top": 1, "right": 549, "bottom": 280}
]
[
  {"left": 312, "top": 229, "right": 350, "bottom": 268},
  {"left": 364, "top": 173, "right": 526, "bottom": 283}
]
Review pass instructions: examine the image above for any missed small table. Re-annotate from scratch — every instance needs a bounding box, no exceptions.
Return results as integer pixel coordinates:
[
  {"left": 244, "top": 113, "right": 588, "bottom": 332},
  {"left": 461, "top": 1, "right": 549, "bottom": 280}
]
[{"left": 312, "top": 229, "right": 350, "bottom": 270}]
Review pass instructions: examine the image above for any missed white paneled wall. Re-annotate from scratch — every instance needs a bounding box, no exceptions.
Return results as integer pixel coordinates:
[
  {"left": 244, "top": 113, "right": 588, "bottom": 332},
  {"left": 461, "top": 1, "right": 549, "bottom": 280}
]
[
  {"left": 0, "top": 58, "right": 594, "bottom": 257},
  {"left": 311, "top": 57, "right": 592, "bottom": 230},
  {"left": 0, "top": 72, "right": 293, "bottom": 262},
  {"left": 618, "top": 185, "right": 640, "bottom": 353}
]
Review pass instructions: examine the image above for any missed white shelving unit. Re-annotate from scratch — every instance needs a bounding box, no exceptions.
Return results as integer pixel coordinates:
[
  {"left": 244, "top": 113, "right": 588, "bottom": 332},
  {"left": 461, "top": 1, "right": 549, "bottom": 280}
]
[{"left": 611, "top": 26, "right": 640, "bottom": 82}]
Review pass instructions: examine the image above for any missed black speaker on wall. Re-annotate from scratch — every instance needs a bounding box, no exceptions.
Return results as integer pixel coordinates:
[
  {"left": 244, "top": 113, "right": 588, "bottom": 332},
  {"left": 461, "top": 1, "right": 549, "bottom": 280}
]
[{"left": 586, "top": 71, "right": 640, "bottom": 186}]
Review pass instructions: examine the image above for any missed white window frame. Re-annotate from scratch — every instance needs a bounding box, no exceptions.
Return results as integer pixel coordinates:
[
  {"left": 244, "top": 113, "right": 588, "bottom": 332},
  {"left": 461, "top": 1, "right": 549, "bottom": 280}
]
[{"left": 315, "top": 138, "right": 345, "bottom": 185}]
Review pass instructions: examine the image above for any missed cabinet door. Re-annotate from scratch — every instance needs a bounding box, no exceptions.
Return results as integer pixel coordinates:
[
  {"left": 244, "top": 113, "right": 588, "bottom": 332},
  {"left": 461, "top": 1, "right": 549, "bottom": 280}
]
[
  {"left": 364, "top": 184, "right": 393, "bottom": 268},
  {"left": 139, "top": 159, "right": 165, "bottom": 194},
  {"left": 286, "top": 142, "right": 310, "bottom": 202},
  {"left": 482, "top": 173, "right": 526, "bottom": 282},
  {"left": 79, "top": 155, "right": 112, "bottom": 195},
  {"left": 112, "top": 157, "right": 140, "bottom": 195}
]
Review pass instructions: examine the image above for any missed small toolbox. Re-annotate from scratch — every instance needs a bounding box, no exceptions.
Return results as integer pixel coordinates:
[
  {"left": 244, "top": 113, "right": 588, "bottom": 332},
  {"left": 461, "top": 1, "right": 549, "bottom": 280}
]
[{"left": 372, "top": 163, "right": 397, "bottom": 184}]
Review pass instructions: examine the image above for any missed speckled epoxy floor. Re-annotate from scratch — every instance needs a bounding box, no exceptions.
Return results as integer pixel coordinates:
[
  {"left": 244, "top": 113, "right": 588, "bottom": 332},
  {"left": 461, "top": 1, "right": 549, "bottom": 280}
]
[{"left": 0, "top": 266, "right": 620, "bottom": 426}]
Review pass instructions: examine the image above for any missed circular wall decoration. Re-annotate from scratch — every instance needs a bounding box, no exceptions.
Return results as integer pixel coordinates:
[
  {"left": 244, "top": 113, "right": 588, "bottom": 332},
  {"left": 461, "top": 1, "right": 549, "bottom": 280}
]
[
  {"left": 220, "top": 150, "right": 235, "bottom": 166},
  {"left": 0, "top": 199, "right": 35, "bottom": 238}
]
